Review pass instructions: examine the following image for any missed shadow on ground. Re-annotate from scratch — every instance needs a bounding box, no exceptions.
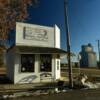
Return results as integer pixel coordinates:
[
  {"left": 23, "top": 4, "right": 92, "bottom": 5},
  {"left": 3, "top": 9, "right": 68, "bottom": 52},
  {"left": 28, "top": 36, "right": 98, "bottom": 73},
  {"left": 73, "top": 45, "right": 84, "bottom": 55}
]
[{"left": 0, "top": 75, "right": 12, "bottom": 84}]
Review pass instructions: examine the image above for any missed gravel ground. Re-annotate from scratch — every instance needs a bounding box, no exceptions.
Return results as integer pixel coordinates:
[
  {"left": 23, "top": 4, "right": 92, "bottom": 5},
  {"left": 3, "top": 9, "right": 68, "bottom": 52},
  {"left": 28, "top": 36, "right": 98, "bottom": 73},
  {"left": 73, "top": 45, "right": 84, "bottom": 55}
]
[{"left": 7, "top": 89, "right": 100, "bottom": 100}]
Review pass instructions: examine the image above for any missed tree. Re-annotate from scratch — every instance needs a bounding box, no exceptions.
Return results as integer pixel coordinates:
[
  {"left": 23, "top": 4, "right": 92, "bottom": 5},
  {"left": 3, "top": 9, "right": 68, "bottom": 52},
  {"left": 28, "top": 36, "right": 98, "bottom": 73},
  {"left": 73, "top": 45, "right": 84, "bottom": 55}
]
[{"left": 0, "top": 0, "right": 39, "bottom": 46}]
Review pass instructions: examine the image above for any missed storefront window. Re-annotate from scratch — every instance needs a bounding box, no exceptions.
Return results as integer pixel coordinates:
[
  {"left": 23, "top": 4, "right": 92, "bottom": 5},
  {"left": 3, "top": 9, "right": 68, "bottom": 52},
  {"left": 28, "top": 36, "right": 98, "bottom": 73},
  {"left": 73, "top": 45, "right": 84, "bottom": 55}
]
[
  {"left": 40, "top": 54, "right": 52, "bottom": 72},
  {"left": 21, "top": 54, "right": 35, "bottom": 72}
]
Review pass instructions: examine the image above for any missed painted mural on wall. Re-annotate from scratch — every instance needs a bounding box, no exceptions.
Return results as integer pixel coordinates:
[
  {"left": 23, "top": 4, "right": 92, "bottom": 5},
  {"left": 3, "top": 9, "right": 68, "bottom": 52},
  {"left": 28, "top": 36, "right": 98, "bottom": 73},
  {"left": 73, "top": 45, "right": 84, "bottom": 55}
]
[
  {"left": 40, "top": 72, "right": 52, "bottom": 81},
  {"left": 18, "top": 75, "right": 37, "bottom": 83},
  {"left": 16, "top": 22, "right": 55, "bottom": 48},
  {"left": 24, "top": 27, "right": 48, "bottom": 41}
]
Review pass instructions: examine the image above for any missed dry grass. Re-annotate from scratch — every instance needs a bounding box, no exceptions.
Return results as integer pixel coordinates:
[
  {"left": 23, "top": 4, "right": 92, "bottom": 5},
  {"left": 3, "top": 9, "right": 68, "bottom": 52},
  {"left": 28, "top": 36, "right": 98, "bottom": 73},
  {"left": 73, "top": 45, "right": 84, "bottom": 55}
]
[{"left": 61, "top": 68, "right": 100, "bottom": 78}]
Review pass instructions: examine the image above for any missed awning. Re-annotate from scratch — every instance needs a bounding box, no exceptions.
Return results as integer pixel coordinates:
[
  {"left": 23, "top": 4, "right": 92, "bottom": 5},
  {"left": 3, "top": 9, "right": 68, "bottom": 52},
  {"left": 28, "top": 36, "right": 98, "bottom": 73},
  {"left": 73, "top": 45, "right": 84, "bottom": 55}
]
[
  {"left": 7, "top": 45, "right": 75, "bottom": 56},
  {"left": 16, "top": 46, "right": 67, "bottom": 54}
]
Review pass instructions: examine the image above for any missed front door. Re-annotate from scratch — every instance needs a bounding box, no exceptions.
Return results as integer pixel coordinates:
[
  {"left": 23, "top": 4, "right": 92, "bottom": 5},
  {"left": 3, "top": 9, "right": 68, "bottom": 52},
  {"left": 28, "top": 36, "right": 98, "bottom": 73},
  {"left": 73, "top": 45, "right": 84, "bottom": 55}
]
[
  {"left": 40, "top": 54, "right": 52, "bottom": 72},
  {"left": 40, "top": 54, "right": 52, "bottom": 82}
]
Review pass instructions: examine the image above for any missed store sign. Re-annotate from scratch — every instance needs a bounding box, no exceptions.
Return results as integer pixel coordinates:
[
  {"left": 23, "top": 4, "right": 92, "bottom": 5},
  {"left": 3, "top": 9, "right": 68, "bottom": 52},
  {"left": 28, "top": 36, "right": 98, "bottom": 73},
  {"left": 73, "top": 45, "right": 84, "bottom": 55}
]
[
  {"left": 16, "top": 22, "right": 55, "bottom": 47},
  {"left": 24, "top": 27, "right": 48, "bottom": 41}
]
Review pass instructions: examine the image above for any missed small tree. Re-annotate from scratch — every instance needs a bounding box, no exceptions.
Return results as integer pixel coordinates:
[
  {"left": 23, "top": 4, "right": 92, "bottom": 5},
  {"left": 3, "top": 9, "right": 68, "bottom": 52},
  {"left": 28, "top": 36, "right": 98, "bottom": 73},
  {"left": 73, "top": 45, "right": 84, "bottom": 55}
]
[
  {"left": 0, "top": 0, "right": 39, "bottom": 46},
  {"left": 0, "top": 47, "right": 6, "bottom": 68}
]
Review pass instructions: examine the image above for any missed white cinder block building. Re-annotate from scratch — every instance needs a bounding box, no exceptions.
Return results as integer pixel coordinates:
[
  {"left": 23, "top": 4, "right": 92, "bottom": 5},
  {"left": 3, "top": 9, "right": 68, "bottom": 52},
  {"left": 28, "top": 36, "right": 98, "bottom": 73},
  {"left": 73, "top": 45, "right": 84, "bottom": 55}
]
[{"left": 6, "top": 22, "right": 66, "bottom": 84}]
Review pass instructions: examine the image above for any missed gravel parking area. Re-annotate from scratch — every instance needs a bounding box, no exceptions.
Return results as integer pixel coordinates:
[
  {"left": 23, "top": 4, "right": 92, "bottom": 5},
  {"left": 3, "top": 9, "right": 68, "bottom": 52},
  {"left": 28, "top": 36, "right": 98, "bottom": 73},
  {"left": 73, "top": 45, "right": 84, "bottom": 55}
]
[{"left": 8, "top": 89, "right": 100, "bottom": 100}]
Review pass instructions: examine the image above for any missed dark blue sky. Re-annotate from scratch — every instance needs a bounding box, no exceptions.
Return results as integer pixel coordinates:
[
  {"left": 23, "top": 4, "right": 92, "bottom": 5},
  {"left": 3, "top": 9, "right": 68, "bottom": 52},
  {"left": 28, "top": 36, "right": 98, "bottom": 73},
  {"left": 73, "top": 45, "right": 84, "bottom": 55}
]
[{"left": 26, "top": 0, "right": 100, "bottom": 60}]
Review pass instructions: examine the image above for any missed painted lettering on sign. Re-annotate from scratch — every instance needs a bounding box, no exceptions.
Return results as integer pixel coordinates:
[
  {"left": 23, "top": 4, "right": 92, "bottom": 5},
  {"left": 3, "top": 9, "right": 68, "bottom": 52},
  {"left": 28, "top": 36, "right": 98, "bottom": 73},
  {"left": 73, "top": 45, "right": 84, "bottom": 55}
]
[{"left": 23, "top": 27, "right": 48, "bottom": 41}]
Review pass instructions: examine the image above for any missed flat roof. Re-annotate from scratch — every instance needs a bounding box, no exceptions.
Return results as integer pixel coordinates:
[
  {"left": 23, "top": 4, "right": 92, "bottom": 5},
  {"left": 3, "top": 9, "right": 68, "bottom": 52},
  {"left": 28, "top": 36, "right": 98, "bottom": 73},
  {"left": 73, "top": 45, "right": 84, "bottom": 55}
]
[
  {"left": 7, "top": 46, "right": 67, "bottom": 54},
  {"left": 7, "top": 45, "right": 75, "bottom": 56},
  {"left": 16, "top": 46, "right": 67, "bottom": 54}
]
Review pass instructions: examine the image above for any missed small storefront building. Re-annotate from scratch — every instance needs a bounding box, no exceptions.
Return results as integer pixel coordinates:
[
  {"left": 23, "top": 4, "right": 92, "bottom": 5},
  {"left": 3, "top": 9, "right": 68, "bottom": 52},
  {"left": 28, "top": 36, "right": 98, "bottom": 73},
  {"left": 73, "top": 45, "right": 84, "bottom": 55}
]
[{"left": 6, "top": 22, "right": 67, "bottom": 84}]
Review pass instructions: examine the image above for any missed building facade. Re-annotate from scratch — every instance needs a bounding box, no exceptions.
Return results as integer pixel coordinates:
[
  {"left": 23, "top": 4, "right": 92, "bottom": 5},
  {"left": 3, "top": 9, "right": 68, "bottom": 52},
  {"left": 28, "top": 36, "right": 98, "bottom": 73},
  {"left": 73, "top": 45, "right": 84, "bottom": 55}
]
[
  {"left": 80, "top": 43, "right": 97, "bottom": 68},
  {"left": 6, "top": 22, "right": 66, "bottom": 84}
]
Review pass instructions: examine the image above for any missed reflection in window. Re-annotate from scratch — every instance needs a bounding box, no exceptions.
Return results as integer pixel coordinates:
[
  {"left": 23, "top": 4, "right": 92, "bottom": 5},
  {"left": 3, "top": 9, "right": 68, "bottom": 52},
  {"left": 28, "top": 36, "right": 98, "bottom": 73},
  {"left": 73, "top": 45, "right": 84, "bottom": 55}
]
[
  {"left": 21, "top": 54, "right": 35, "bottom": 72},
  {"left": 40, "top": 54, "right": 52, "bottom": 72}
]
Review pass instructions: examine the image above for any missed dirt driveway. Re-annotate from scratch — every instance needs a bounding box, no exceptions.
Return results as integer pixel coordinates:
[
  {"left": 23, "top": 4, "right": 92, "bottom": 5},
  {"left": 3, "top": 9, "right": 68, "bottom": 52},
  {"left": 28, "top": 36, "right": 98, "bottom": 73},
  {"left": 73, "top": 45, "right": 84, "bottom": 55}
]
[{"left": 9, "top": 89, "right": 100, "bottom": 100}]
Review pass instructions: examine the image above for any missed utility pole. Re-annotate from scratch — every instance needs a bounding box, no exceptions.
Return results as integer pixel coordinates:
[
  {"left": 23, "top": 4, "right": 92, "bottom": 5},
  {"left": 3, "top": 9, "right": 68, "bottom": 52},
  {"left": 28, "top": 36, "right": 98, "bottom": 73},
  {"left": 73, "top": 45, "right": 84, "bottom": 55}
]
[
  {"left": 64, "top": 0, "right": 73, "bottom": 88},
  {"left": 97, "top": 40, "right": 100, "bottom": 67}
]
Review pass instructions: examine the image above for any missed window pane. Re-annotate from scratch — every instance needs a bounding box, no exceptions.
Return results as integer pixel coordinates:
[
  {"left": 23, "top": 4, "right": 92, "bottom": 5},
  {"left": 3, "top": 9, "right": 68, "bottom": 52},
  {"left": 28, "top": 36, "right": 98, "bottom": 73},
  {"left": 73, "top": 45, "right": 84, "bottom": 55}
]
[
  {"left": 40, "top": 54, "right": 52, "bottom": 72},
  {"left": 21, "top": 54, "right": 35, "bottom": 72}
]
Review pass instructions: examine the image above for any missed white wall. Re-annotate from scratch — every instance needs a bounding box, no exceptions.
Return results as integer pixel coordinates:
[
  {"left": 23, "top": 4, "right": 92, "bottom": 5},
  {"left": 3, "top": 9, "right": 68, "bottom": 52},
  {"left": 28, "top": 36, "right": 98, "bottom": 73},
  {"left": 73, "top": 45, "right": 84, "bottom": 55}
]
[
  {"left": 14, "top": 54, "right": 40, "bottom": 84},
  {"left": 52, "top": 55, "right": 56, "bottom": 80},
  {"left": 13, "top": 53, "right": 60, "bottom": 84},
  {"left": 16, "top": 22, "right": 55, "bottom": 48},
  {"left": 53, "top": 54, "right": 61, "bottom": 80},
  {"left": 6, "top": 50, "right": 61, "bottom": 84},
  {"left": 54, "top": 25, "right": 60, "bottom": 48},
  {"left": 55, "top": 59, "right": 61, "bottom": 79}
]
